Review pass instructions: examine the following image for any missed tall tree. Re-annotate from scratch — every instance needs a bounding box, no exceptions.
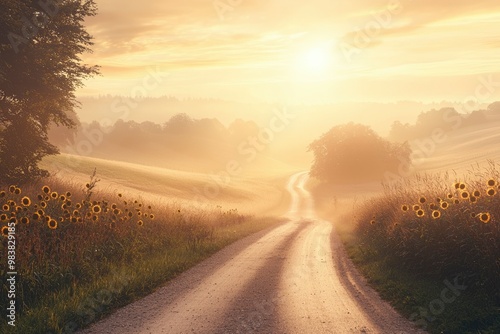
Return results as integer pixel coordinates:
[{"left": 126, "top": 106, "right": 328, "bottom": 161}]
[{"left": 0, "top": 0, "right": 99, "bottom": 182}]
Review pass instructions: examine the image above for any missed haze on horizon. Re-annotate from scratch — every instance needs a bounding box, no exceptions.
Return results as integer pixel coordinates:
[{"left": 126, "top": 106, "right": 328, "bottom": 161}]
[{"left": 77, "top": 0, "right": 500, "bottom": 107}]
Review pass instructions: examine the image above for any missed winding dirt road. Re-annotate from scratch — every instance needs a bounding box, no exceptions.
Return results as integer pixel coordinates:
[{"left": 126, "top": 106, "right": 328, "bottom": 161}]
[{"left": 81, "top": 172, "right": 423, "bottom": 334}]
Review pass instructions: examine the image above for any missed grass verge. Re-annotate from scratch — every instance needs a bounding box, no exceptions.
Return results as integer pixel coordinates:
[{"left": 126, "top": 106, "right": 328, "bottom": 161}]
[{"left": 0, "top": 173, "right": 282, "bottom": 334}]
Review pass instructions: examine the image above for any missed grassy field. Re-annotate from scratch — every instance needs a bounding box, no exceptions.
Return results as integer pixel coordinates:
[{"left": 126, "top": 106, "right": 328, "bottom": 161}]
[
  {"left": 309, "top": 121, "right": 500, "bottom": 333},
  {"left": 0, "top": 157, "right": 292, "bottom": 333}
]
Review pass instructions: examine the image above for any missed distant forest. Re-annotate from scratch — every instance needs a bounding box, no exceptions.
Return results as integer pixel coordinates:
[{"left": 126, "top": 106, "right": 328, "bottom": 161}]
[
  {"left": 49, "top": 113, "right": 265, "bottom": 171},
  {"left": 49, "top": 102, "right": 500, "bottom": 172}
]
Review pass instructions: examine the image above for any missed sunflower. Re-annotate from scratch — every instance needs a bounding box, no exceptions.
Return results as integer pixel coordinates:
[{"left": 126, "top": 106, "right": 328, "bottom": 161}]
[
  {"left": 431, "top": 210, "right": 441, "bottom": 219},
  {"left": 59, "top": 195, "right": 66, "bottom": 202},
  {"left": 111, "top": 203, "right": 117, "bottom": 210},
  {"left": 429, "top": 203, "right": 438, "bottom": 210},
  {"left": 1, "top": 226, "right": 9, "bottom": 237},
  {"left": 92, "top": 205, "right": 101, "bottom": 214},
  {"left": 40, "top": 201, "right": 47, "bottom": 208},
  {"left": 460, "top": 191, "right": 470, "bottom": 199},
  {"left": 401, "top": 205, "right": 409, "bottom": 212},
  {"left": 478, "top": 212, "right": 491, "bottom": 224},
  {"left": 48, "top": 219, "right": 58, "bottom": 229},
  {"left": 419, "top": 196, "right": 426, "bottom": 204},
  {"left": 76, "top": 203, "right": 82, "bottom": 209},
  {"left": 469, "top": 196, "right": 478, "bottom": 203},
  {"left": 8, "top": 185, "right": 16, "bottom": 193},
  {"left": 71, "top": 217, "right": 78, "bottom": 223},
  {"left": 487, "top": 179, "right": 497, "bottom": 187},
  {"left": 137, "top": 220, "right": 144, "bottom": 227},
  {"left": 21, "top": 196, "right": 31, "bottom": 206},
  {"left": 413, "top": 204, "right": 421, "bottom": 211},
  {"left": 0, "top": 214, "right": 7, "bottom": 221},
  {"left": 20, "top": 217, "right": 29, "bottom": 224},
  {"left": 2, "top": 204, "right": 10, "bottom": 211},
  {"left": 416, "top": 209, "right": 425, "bottom": 218},
  {"left": 454, "top": 199, "right": 460, "bottom": 204},
  {"left": 14, "top": 188, "right": 21, "bottom": 195},
  {"left": 453, "top": 182, "right": 460, "bottom": 189},
  {"left": 42, "top": 185, "right": 50, "bottom": 194},
  {"left": 447, "top": 193, "right": 454, "bottom": 199},
  {"left": 65, "top": 199, "right": 72, "bottom": 207},
  {"left": 149, "top": 214, "right": 155, "bottom": 220},
  {"left": 472, "top": 190, "right": 481, "bottom": 197},
  {"left": 113, "top": 208, "right": 120, "bottom": 215},
  {"left": 487, "top": 188, "right": 497, "bottom": 196},
  {"left": 51, "top": 192, "right": 58, "bottom": 199},
  {"left": 459, "top": 183, "right": 466, "bottom": 190},
  {"left": 66, "top": 191, "right": 72, "bottom": 197}
]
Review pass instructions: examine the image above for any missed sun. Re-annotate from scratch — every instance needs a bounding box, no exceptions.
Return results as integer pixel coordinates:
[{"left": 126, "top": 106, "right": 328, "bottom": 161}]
[{"left": 298, "top": 47, "right": 334, "bottom": 73}]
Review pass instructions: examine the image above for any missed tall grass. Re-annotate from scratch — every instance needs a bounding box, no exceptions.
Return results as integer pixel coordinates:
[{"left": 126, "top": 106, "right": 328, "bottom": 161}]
[
  {"left": 0, "top": 171, "right": 278, "bottom": 333},
  {"left": 352, "top": 162, "right": 499, "bottom": 332}
]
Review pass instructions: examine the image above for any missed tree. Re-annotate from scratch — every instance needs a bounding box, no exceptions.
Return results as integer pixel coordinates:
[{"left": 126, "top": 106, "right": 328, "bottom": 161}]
[
  {"left": 0, "top": 0, "right": 99, "bottom": 183},
  {"left": 308, "top": 123, "right": 411, "bottom": 183}
]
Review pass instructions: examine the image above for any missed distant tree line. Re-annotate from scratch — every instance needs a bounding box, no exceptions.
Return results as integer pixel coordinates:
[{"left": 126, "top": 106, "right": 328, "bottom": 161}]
[
  {"left": 49, "top": 113, "right": 264, "bottom": 171},
  {"left": 388, "top": 102, "right": 500, "bottom": 142}
]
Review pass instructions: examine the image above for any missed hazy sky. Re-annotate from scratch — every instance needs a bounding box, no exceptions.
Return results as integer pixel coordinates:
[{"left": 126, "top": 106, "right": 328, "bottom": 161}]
[{"left": 77, "top": 0, "right": 500, "bottom": 104}]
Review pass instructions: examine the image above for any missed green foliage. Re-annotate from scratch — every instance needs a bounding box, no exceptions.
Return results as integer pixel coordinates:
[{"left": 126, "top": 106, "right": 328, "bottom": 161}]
[
  {"left": 0, "top": 0, "right": 99, "bottom": 182},
  {"left": 308, "top": 122, "right": 411, "bottom": 183}
]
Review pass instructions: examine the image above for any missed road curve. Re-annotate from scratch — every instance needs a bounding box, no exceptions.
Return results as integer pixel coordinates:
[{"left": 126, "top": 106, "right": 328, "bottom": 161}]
[{"left": 81, "top": 172, "right": 423, "bottom": 334}]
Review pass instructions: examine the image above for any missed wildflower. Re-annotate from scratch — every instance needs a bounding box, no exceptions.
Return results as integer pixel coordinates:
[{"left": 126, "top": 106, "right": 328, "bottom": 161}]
[
  {"left": 76, "top": 203, "right": 82, "bottom": 209},
  {"left": 113, "top": 208, "right": 120, "bottom": 215},
  {"left": 454, "top": 199, "right": 460, "bottom": 204},
  {"left": 42, "top": 186, "right": 50, "bottom": 194},
  {"left": 59, "top": 195, "right": 66, "bottom": 202},
  {"left": 447, "top": 193, "right": 453, "bottom": 199},
  {"left": 416, "top": 209, "right": 425, "bottom": 218},
  {"left": 9, "top": 185, "right": 16, "bottom": 193},
  {"left": 66, "top": 191, "right": 72, "bottom": 197},
  {"left": 478, "top": 212, "right": 491, "bottom": 224},
  {"left": 51, "top": 192, "right": 58, "bottom": 199},
  {"left": 137, "top": 220, "right": 144, "bottom": 226},
  {"left": 487, "top": 188, "right": 497, "bottom": 196},
  {"left": 48, "top": 219, "right": 58, "bottom": 229},
  {"left": 92, "top": 205, "right": 102, "bottom": 214},
  {"left": 21, "top": 196, "right": 31, "bottom": 206},
  {"left": 419, "top": 196, "right": 426, "bottom": 204},
  {"left": 65, "top": 200, "right": 72, "bottom": 207},
  {"left": 459, "top": 183, "right": 466, "bottom": 190},
  {"left": 469, "top": 196, "right": 478, "bottom": 203},
  {"left": 21, "top": 217, "right": 29, "bottom": 224},
  {"left": 33, "top": 212, "right": 41, "bottom": 220},
  {"left": 460, "top": 191, "right": 470, "bottom": 199},
  {"left": 111, "top": 203, "right": 117, "bottom": 210},
  {"left": 401, "top": 205, "right": 409, "bottom": 212},
  {"left": 150, "top": 214, "right": 155, "bottom": 220},
  {"left": 1, "top": 226, "right": 9, "bottom": 237},
  {"left": 487, "top": 179, "right": 497, "bottom": 187},
  {"left": 0, "top": 214, "right": 7, "bottom": 221},
  {"left": 40, "top": 201, "right": 47, "bottom": 208},
  {"left": 14, "top": 188, "right": 21, "bottom": 195},
  {"left": 71, "top": 217, "right": 78, "bottom": 223},
  {"left": 453, "top": 182, "right": 460, "bottom": 189},
  {"left": 472, "top": 190, "right": 481, "bottom": 197},
  {"left": 9, "top": 217, "right": 17, "bottom": 225},
  {"left": 413, "top": 204, "right": 421, "bottom": 211},
  {"left": 431, "top": 210, "right": 441, "bottom": 219},
  {"left": 2, "top": 204, "right": 10, "bottom": 211}
]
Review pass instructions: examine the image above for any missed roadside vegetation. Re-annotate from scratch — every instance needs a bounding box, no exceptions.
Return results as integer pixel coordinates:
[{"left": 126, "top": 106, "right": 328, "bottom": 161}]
[
  {"left": 346, "top": 163, "right": 499, "bottom": 333},
  {"left": 0, "top": 171, "right": 281, "bottom": 333}
]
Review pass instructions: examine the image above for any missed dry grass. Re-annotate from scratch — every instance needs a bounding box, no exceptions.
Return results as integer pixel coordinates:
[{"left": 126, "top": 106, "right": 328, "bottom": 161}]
[
  {"left": 0, "top": 170, "right": 280, "bottom": 333},
  {"left": 352, "top": 161, "right": 500, "bottom": 332}
]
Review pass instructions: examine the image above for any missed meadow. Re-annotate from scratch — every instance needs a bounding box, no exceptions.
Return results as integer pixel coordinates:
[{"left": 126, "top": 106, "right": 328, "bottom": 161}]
[
  {"left": 0, "top": 167, "right": 283, "bottom": 333},
  {"left": 348, "top": 163, "right": 500, "bottom": 333}
]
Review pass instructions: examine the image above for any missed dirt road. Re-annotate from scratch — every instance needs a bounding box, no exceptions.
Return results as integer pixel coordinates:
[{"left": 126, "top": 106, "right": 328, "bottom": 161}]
[{"left": 81, "top": 172, "right": 423, "bottom": 334}]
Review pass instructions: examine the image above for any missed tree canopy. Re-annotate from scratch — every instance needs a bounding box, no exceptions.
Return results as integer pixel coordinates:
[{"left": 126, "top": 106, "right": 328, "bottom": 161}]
[
  {"left": 308, "top": 123, "right": 411, "bottom": 183},
  {"left": 0, "top": 0, "right": 99, "bottom": 182}
]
